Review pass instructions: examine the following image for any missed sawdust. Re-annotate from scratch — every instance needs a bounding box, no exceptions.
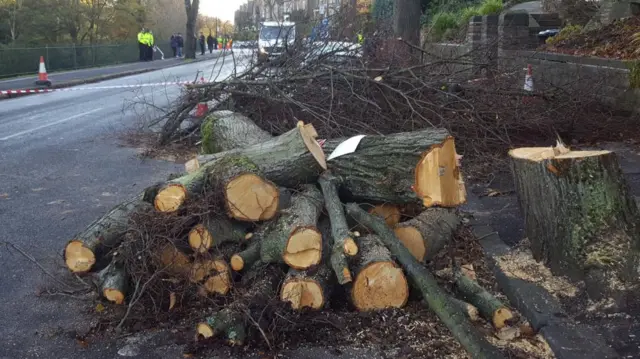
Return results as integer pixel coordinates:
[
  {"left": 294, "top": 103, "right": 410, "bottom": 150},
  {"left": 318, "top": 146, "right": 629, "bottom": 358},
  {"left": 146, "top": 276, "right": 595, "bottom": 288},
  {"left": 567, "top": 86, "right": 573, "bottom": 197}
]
[{"left": 494, "top": 239, "right": 580, "bottom": 299}]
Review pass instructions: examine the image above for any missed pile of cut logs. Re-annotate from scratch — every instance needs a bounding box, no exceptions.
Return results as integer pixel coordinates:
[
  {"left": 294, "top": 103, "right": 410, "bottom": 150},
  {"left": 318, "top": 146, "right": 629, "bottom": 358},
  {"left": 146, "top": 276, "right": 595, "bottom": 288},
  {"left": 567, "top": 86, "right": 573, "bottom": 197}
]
[{"left": 63, "top": 111, "right": 518, "bottom": 358}]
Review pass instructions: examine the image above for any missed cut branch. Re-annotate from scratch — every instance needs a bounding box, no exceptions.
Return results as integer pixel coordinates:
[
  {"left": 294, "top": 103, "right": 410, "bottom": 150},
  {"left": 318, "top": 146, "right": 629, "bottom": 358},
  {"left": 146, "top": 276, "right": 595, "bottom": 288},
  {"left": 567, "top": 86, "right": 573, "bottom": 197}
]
[
  {"left": 318, "top": 171, "right": 358, "bottom": 285},
  {"left": 188, "top": 216, "right": 249, "bottom": 253},
  {"left": 260, "top": 185, "right": 324, "bottom": 270},
  {"left": 345, "top": 203, "right": 505, "bottom": 359}
]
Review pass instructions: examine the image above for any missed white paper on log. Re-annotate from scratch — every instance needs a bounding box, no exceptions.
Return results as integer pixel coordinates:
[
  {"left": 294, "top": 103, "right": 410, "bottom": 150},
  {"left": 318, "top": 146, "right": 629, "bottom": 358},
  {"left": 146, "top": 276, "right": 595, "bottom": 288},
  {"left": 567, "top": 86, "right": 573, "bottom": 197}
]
[{"left": 327, "top": 135, "right": 366, "bottom": 161}]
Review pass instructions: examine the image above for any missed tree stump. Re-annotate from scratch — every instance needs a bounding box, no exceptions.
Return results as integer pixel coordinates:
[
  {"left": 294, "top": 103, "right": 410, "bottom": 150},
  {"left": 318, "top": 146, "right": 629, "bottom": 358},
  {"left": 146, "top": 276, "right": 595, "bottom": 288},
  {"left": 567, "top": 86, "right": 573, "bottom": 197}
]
[{"left": 510, "top": 145, "right": 640, "bottom": 298}]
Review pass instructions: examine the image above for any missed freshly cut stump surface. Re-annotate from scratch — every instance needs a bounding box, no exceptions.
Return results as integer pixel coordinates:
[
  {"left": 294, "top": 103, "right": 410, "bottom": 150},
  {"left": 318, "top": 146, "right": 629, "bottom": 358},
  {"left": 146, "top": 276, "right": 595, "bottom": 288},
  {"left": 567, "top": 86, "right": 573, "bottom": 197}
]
[
  {"left": 352, "top": 235, "right": 409, "bottom": 310},
  {"left": 187, "top": 217, "right": 247, "bottom": 253},
  {"left": 65, "top": 240, "right": 96, "bottom": 273},
  {"left": 414, "top": 137, "right": 467, "bottom": 207},
  {"left": 225, "top": 173, "right": 279, "bottom": 221},
  {"left": 284, "top": 227, "right": 323, "bottom": 269},
  {"left": 153, "top": 184, "right": 188, "bottom": 213},
  {"left": 281, "top": 278, "right": 325, "bottom": 310}
]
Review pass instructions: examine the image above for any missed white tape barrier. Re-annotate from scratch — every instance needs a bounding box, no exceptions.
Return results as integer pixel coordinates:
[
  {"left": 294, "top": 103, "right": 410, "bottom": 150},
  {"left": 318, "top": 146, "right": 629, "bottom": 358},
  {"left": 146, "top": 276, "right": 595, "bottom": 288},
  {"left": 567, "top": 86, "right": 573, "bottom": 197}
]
[{"left": 0, "top": 81, "right": 202, "bottom": 96}]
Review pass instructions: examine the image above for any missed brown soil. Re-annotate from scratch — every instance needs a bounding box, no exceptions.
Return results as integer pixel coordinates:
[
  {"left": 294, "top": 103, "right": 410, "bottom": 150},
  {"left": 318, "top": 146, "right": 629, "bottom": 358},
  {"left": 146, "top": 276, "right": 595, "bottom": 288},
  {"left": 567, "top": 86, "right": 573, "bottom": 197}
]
[{"left": 542, "top": 16, "right": 640, "bottom": 60}]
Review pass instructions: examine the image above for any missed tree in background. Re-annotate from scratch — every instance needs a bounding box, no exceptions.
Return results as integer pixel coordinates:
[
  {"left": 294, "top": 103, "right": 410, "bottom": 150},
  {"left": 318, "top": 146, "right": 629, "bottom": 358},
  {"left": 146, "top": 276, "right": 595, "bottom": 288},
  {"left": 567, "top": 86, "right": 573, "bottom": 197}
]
[
  {"left": 184, "top": 0, "right": 199, "bottom": 59},
  {"left": 394, "top": 0, "right": 423, "bottom": 46}
]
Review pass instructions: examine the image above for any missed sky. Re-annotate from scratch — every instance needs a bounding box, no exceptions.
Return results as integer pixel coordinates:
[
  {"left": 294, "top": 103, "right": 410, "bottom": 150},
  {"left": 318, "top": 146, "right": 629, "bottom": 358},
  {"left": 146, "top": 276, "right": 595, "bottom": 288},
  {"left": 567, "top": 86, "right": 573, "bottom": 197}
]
[{"left": 200, "top": 0, "right": 245, "bottom": 22}]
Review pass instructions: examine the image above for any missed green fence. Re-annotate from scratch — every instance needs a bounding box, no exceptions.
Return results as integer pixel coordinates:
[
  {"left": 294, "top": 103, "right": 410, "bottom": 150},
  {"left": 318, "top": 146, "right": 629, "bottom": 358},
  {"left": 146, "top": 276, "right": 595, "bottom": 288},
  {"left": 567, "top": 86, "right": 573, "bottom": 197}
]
[{"left": 0, "top": 43, "right": 174, "bottom": 79}]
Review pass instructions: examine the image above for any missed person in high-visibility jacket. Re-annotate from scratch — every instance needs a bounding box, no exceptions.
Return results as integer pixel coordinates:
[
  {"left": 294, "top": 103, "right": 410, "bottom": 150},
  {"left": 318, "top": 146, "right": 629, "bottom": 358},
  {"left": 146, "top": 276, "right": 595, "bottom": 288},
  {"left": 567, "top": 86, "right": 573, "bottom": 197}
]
[
  {"left": 146, "top": 30, "right": 155, "bottom": 61},
  {"left": 357, "top": 32, "right": 364, "bottom": 45},
  {"left": 217, "top": 36, "right": 223, "bottom": 50},
  {"left": 138, "top": 29, "right": 146, "bottom": 61}
]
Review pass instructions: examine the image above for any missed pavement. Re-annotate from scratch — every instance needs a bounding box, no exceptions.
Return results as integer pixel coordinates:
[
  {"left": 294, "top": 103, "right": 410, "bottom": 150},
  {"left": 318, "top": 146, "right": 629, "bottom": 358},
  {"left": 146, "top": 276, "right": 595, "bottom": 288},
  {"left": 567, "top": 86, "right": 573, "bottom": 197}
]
[
  {"left": 0, "top": 51, "right": 251, "bottom": 359},
  {"left": 0, "top": 49, "right": 231, "bottom": 92}
]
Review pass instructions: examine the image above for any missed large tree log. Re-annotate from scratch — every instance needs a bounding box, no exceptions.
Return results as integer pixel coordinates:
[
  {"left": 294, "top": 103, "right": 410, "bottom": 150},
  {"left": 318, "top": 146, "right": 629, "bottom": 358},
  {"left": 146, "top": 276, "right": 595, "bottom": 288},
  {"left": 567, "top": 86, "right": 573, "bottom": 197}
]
[
  {"left": 453, "top": 269, "right": 514, "bottom": 330},
  {"left": 345, "top": 203, "right": 506, "bottom": 359},
  {"left": 510, "top": 145, "right": 640, "bottom": 298},
  {"left": 318, "top": 171, "right": 359, "bottom": 284},
  {"left": 156, "top": 244, "right": 192, "bottom": 277},
  {"left": 394, "top": 209, "right": 460, "bottom": 263},
  {"left": 207, "top": 156, "right": 280, "bottom": 222},
  {"left": 280, "top": 265, "right": 334, "bottom": 310},
  {"left": 64, "top": 197, "right": 149, "bottom": 273},
  {"left": 260, "top": 185, "right": 324, "bottom": 269},
  {"left": 155, "top": 123, "right": 326, "bottom": 213},
  {"left": 201, "top": 112, "right": 272, "bottom": 154},
  {"left": 188, "top": 258, "right": 232, "bottom": 295},
  {"left": 351, "top": 235, "right": 409, "bottom": 310},
  {"left": 96, "top": 261, "right": 128, "bottom": 305},
  {"left": 367, "top": 204, "right": 402, "bottom": 227},
  {"left": 323, "top": 129, "right": 467, "bottom": 206},
  {"left": 188, "top": 216, "right": 250, "bottom": 253}
]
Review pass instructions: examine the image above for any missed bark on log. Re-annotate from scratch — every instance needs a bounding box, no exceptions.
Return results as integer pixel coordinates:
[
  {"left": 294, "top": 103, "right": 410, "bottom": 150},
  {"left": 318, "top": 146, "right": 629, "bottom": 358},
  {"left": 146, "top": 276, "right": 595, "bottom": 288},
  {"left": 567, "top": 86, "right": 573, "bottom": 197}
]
[
  {"left": 64, "top": 197, "right": 150, "bottom": 273},
  {"left": 201, "top": 112, "right": 272, "bottom": 154},
  {"left": 394, "top": 209, "right": 460, "bottom": 263},
  {"left": 345, "top": 203, "right": 506, "bottom": 359},
  {"left": 207, "top": 156, "right": 280, "bottom": 222},
  {"left": 351, "top": 235, "right": 409, "bottom": 310},
  {"left": 510, "top": 145, "right": 640, "bottom": 297},
  {"left": 318, "top": 171, "right": 358, "bottom": 285},
  {"left": 195, "top": 122, "right": 327, "bottom": 187},
  {"left": 453, "top": 269, "right": 514, "bottom": 330},
  {"left": 158, "top": 123, "right": 326, "bottom": 213},
  {"left": 450, "top": 297, "right": 481, "bottom": 322},
  {"left": 97, "top": 261, "right": 128, "bottom": 305},
  {"left": 156, "top": 244, "right": 192, "bottom": 277},
  {"left": 260, "top": 185, "right": 324, "bottom": 270},
  {"left": 323, "top": 129, "right": 466, "bottom": 206},
  {"left": 188, "top": 216, "right": 249, "bottom": 253}
]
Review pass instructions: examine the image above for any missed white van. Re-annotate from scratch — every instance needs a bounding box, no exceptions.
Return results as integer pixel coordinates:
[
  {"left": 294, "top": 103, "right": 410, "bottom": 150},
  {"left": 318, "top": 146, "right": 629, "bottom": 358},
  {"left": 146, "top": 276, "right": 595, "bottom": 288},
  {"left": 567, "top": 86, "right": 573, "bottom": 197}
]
[{"left": 257, "top": 21, "right": 296, "bottom": 63}]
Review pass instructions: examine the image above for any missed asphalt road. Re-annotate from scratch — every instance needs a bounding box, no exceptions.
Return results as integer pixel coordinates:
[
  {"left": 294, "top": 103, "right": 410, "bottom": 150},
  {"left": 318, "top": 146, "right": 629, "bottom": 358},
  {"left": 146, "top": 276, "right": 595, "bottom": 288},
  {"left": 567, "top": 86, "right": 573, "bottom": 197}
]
[
  {"left": 0, "top": 50, "right": 229, "bottom": 92},
  {"left": 0, "top": 52, "right": 248, "bottom": 358}
]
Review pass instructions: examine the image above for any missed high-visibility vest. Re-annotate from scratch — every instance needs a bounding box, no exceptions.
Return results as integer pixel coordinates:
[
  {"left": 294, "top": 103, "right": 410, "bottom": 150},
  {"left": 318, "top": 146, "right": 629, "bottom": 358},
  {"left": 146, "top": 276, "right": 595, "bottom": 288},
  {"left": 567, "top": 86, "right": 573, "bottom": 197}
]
[
  {"left": 357, "top": 33, "right": 364, "bottom": 45},
  {"left": 138, "top": 32, "right": 144, "bottom": 43},
  {"left": 148, "top": 33, "right": 154, "bottom": 46}
]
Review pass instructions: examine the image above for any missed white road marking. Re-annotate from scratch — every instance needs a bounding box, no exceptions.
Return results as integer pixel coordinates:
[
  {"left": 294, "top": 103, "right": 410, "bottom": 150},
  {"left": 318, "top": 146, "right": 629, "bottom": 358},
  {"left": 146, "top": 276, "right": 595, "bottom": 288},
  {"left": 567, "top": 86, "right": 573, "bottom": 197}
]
[{"left": 0, "top": 108, "right": 104, "bottom": 141}]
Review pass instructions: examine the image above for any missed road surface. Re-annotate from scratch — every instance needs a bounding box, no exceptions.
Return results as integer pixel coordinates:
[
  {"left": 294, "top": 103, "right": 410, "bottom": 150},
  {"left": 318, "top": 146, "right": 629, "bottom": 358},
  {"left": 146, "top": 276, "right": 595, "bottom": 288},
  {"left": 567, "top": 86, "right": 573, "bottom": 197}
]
[
  {"left": 0, "top": 52, "right": 244, "bottom": 358},
  {"left": 0, "top": 50, "right": 229, "bottom": 92}
]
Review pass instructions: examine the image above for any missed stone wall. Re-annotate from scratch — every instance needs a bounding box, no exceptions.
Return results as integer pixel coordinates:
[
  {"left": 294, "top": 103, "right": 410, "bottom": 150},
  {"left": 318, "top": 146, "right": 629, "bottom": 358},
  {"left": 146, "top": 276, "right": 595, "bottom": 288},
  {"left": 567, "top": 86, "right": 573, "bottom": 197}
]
[{"left": 424, "top": 13, "right": 639, "bottom": 112}]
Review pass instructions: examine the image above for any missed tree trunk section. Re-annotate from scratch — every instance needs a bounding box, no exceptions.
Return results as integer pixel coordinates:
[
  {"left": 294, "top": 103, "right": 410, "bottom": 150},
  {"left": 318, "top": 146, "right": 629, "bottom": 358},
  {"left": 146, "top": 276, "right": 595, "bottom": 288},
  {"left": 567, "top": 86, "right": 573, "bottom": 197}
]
[
  {"left": 394, "top": 0, "right": 422, "bottom": 47},
  {"left": 260, "top": 185, "right": 324, "bottom": 270},
  {"left": 281, "top": 265, "right": 334, "bottom": 310},
  {"left": 450, "top": 297, "right": 481, "bottom": 322},
  {"left": 323, "top": 129, "right": 466, "bottom": 206},
  {"left": 197, "top": 308, "right": 247, "bottom": 345},
  {"left": 169, "top": 123, "right": 325, "bottom": 211},
  {"left": 207, "top": 156, "right": 280, "bottom": 222},
  {"left": 453, "top": 269, "right": 514, "bottom": 330},
  {"left": 201, "top": 112, "right": 272, "bottom": 154},
  {"left": 97, "top": 261, "right": 128, "bottom": 305},
  {"left": 188, "top": 258, "right": 232, "bottom": 295},
  {"left": 184, "top": 0, "right": 200, "bottom": 60},
  {"left": 188, "top": 216, "right": 249, "bottom": 253},
  {"left": 155, "top": 244, "right": 192, "bottom": 277},
  {"left": 510, "top": 145, "right": 640, "bottom": 298},
  {"left": 351, "top": 235, "right": 409, "bottom": 310},
  {"left": 394, "top": 209, "right": 460, "bottom": 263},
  {"left": 318, "top": 171, "right": 358, "bottom": 285},
  {"left": 345, "top": 203, "right": 506, "bottom": 359},
  {"left": 64, "top": 196, "right": 150, "bottom": 273}
]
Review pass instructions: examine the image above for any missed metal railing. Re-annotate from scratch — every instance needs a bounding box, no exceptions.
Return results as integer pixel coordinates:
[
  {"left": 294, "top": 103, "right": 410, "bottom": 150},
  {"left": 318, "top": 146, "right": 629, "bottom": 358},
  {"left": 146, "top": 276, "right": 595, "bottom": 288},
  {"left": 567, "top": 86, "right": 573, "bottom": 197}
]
[{"left": 0, "top": 43, "right": 173, "bottom": 79}]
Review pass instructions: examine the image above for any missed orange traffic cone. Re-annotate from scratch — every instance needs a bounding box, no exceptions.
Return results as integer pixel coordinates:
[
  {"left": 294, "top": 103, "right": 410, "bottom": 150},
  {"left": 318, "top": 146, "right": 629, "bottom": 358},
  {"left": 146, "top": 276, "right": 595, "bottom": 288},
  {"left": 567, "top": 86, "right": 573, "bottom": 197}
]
[
  {"left": 35, "top": 56, "right": 52, "bottom": 87},
  {"left": 195, "top": 102, "right": 208, "bottom": 118}
]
